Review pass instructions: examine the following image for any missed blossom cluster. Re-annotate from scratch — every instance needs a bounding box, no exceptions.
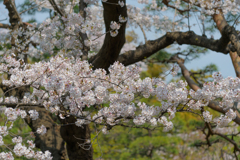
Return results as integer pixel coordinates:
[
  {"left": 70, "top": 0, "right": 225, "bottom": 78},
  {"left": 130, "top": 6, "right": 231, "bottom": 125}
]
[{"left": 0, "top": 55, "right": 239, "bottom": 133}]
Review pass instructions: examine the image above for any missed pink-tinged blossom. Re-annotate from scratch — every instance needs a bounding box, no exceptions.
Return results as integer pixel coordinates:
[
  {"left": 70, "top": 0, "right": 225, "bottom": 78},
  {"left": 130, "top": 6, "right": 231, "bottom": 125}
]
[
  {"left": 49, "top": 105, "right": 60, "bottom": 114},
  {"left": 28, "top": 110, "right": 39, "bottom": 120},
  {"left": 25, "top": 149, "right": 35, "bottom": 159},
  {"left": 75, "top": 119, "right": 85, "bottom": 127},
  {"left": 2, "top": 44, "right": 240, "bottom": 155},
  {"left": 158, "top": 116, "right": 174, "bottom": 132},
  {"left": 43, "top": 150, "right": 53, "bottom": 160},
  {"left": 110, "top": 21, "right": 120, "bottom": 30},
  {"left": 13, "top": 143, "right": 27, "bottom": 157},
  {"left": 133, "top": 116, "right": 146, "bottom": 125},
  {"left": 4, "top": 108, "right": 18, "bottom": 121},
  {"left": 37, "top": 125, "right": 47, "bottom": 135},
  {"left": 110, "top": 30, "right": 118, "bottom": 37},
  {"left": 119, "top": 15, "right": 128, "bottom": 23},
  {"left": 203, "top": 111, "right": 212, "bottom": 123},
  {"left": 102, "top": 126, "right": 108, "bottom": 134},
  {"left": 0, "top": 136, "right": 3, "bottom": 146},
  {"left": 216, "top": 115, "right": 232, "bottom": 128},
  {"left": 163, "top": 121, "right": 173, "bottom": 132},
  {"left": 34, "top": 150, "right": 52, "bottom": 160},
  {"left": 84, "top": 39, "right": 92, "bottom": 47},
  {"left": 212, "top": 72, "right": 223, "bottom": 82},
  {"left": 12, "top": 136, "right": 22, "bottom": 144},
  {"left": 0, "top": 152, "right": 14, "bottom": 160},
  {"left": 59, "top": 114, "right": 66, "bottom": 119},
  {"left": 0, "top": 126, "right": 8, "bottom": 136},
  {"left": 118, "top": 1, "right": 124, "bottom": 7},
  {"left": 27, "top": 140, "right": 35, "bottom": 149},
  {"left": 150, "top": 118, "right": 157, "bottom": 126},
  {"left": 226, "top": 109, "right": 237, "bottom": 120},
  {"left": 95, "top": 86, "right": 107, "bottom": 100},
  {"left": 19, "top": 110, "right": 27, "bottom": 119}
]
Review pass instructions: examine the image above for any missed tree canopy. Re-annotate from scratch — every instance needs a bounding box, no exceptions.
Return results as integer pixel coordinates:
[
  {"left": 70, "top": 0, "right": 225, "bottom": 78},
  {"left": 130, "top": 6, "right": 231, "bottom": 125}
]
[{"left": 1, "top": 0, "right": 240, "bottom": 159}]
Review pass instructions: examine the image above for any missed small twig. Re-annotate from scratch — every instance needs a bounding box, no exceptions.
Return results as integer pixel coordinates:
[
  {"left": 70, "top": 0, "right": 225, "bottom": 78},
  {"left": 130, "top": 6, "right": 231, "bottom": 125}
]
[
  {"left": 232, "top": 14, "right": 240, "bottom": 27},
  {"left": 48, "top": 0, "right": 65, "bottom": 17},
  {"left": 137, "top": 22, "right": 147, "bottom": 43},
  {"left": 19, "top": 2, "right": 45, "bottom": 15}
]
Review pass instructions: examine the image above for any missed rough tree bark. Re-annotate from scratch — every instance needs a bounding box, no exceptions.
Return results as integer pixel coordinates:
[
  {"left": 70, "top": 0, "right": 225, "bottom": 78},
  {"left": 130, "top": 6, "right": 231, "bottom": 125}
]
[{"left": 59, "top": 117, "right": 92, "bottom": 160}]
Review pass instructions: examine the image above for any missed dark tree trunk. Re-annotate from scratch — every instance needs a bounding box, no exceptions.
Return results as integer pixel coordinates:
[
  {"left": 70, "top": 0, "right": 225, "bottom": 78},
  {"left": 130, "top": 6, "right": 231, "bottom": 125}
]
[
  {"left": 24, "top": 107, "right": 67, "bottom": 160},
  {"left": 90, "top": 0, "right": 127, "bottom": 71},
  {"left": 60, "top": 1, "right": 127, "bottom": 159},
  {"left": 60, "top": 117, "right": 93, "bottom": 160}
]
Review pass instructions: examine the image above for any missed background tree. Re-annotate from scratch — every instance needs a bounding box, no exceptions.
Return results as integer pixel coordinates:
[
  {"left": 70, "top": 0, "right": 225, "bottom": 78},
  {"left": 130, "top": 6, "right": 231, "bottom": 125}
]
[{"left": 1, "top": 0, "right": 240, "bottom": 160}]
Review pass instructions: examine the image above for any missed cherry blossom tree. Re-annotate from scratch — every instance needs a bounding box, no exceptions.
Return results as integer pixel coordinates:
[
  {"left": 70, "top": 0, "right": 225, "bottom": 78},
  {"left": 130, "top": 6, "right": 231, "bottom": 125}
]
[{"left": 1, "top": 0, "right": 240, "bottom": 159}]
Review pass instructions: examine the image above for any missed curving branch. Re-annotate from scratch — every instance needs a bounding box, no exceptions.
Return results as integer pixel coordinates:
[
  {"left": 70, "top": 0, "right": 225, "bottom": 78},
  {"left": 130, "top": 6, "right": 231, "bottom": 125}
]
[
  {"left": 172, "top": 55, "right": 240, "bottom": 125},
  {"left": 117, "top": 31, "right": 230, "bottom": 66},
  {"left": 214, "top": 12, "right": 240, "bottom": 77},
  {"left": 213, "top": 12, "right": 240, "bottom": 57},
  {"left": 204, "top": 121, "right": 240, "bottom": 154},
  {"left": 137, "top": 22, "right": 147, "bottom": 43}
]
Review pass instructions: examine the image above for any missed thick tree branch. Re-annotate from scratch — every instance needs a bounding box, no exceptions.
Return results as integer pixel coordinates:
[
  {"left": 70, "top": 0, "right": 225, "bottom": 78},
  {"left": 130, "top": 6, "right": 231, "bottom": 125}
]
[
  {"left": 118, "top": 31, "right": 229, "bottom": 66},
  {"left": 213, "top": 13, "right": 240, "bottom": 57},
  {"left": 90, "top": 0, "right": 127, "bottom": 71},
  {"left": 0, "top": 23, "right": 11, "bottom": 29},
  {"left": 4, "top": 0, "right": 22, "bottom": 48},
  {"left": 212, "top": 11, "right": 240, "bottom": 120},
  {"left": 4, "top": 0, "right": 22, "bottom": 27},
  {"left": 229, "top": 51, "right": 240, "bottom": 78}
]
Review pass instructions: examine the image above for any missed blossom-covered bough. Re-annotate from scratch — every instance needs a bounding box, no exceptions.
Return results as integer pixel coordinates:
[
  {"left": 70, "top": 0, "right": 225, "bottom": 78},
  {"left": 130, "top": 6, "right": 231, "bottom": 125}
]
[{"left": 1, "top": 0, "right": 240, "bottom": 159}]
